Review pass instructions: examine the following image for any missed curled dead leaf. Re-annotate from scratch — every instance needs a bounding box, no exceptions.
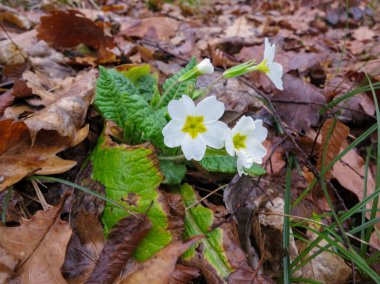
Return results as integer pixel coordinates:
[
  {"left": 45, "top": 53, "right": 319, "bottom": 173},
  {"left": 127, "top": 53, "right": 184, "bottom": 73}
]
[
  {"left": 317, "top": 118, "right": 350, "bottom": 179},
  {"left": 0, "top": 119, "right": 88, "bottom": 191},
  {"left": 117, "top": 236, "right": 202, "bottom": 284},
  {"left": 23, "top": 69, "right": 96, "bottom": 140},
  {"left": 86, "top": 214, "right": 152, "bottom": 284}
]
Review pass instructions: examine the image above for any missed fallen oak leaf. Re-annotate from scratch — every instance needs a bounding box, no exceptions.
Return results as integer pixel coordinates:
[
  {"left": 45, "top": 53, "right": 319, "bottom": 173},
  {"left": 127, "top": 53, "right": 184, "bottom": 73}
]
[
  {"left": 0, "top": 119, "right": 88, "bottom": 191},
  {"left": 271, "top": 74, "right": 326, "bottom": 132},
  {"left": 86, "top": 214, "right": 151, "bottom": 284},
  {"left": 0, "top": 199, "right": 72, "bottom": 284},
  {"left": 24, "top": 69, "right": 96, "bottom": 140},
  {"left": 37, "top": 10, "right": 115, "bottom": 62},
  {"left": 124, "top": 17, "right": 180, "bottom": 41},
  {"left": 117, "top": 236, "right": 203, "bottom": 284}
]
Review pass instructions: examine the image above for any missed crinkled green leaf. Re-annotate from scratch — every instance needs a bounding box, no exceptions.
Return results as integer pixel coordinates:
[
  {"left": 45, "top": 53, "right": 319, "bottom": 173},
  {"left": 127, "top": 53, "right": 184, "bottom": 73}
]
[
  {"left": 95, "top": 67, "right": 166, "bottom": 148},
  {"left": 159, "top": 160, "right": 186, "bottom": 184},
  {"left": 91, "top": 133, "right": 171, "bottom": 261},
  {"left": 159, "top": 58, "right": 197, "bottom": 107},
  {"left": 122, "top": 64, "right": 159, "bottom": 103},
  {"left": 136, "top": 75, "right": 159, "bottom": 103},
  {"left": 180, "top": 184, "right": 232, "bottom": 279},
  {"left": 95, "top": 66, "right": 138, "bottom": 128},
  {"left": 199, "top": 155, "right": 267, "bottom": 176}
]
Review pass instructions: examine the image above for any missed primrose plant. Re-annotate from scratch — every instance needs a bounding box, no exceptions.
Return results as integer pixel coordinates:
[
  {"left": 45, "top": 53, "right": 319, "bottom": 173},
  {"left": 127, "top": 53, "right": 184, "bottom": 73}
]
[{"left": 95, "top": 37, "right": 283, "bottom": 183}]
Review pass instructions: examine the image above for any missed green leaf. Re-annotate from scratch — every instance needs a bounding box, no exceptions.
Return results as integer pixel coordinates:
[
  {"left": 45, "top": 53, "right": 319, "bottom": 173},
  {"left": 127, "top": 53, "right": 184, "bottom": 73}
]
[
  {"left": 122, "top": 64, "right": 151, "bottom": 84},
  {"left": 199, "top": 154, "right": 267, "bottom": 176},
  {"left": 95, "top": 66, "right": 138, "bottom": 128},
  {"left": 159, "top": 58, "right": 197, "bottom": 108},
  {"left": 95, "top": 67, "right": 167, "bottom": 148},
  {"left": 180, "top": 184, "right": 233, "bottom": 279},
  {"left": 91, "top": 133, "right": 171, "bottom": 261},
  {"left": 136, "top": 74, "right": 159, "bottom": 103},
  {"left": 159, "top": 160, "right": 186, "bottom": 184}
]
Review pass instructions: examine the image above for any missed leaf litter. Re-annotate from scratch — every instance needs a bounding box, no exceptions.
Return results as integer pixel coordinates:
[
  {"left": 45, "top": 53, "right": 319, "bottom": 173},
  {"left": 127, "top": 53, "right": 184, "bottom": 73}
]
[{"left": 0, "top": 0, "right": 380, "bottom": 283}]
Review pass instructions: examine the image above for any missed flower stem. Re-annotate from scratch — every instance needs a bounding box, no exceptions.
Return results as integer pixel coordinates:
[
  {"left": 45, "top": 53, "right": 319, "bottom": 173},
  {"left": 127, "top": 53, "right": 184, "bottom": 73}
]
[
  {"left": 203, "top": 74, "right": 224, "bottom": 96},
  {"left": 158, "top": 154, "right": 186, "bottom": 161},
  {"left": 155, "top": 80, "right": 178, "bottom": 109}
]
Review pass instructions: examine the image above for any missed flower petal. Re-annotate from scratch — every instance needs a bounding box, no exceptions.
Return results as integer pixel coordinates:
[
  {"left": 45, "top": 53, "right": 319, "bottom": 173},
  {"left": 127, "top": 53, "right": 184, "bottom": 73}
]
[
  {"left": 250, "top": 119, "right": 268, "bottom": 143},
  {"left": 181, "top": 135, "right": 206, "bottom": 161},
  {"left": 224, "top": 128, "right": 235, "bottom": 156},
  {"left": 168, "top": 100, "right": 187, "bottom": 120},
  {"left": 236, "top": 157, "right": 245, "bottom": 176},
  {"left": 197, "top": 58, "right": 214, "bottom": 74},
  {"left": 246, "top": 139, "right": 267, "bottom": 164},
  {"left": 201, "top": 121, "right": 228, "bottom": 149},
  {"left": 181, "top": 95, "right": 196, "bottom": 115},
  {"left": 267, "top": 62, "right": 283, "bottom": 90},
  {"left": 233, "top": 115, "right": 255, "bottom": 134},
  {"left": 263, "top": 38, "right": 275, "bottom": 63},
  {"left": 195, "top": 95, "right": 225, "bottom": 122},
  {"left": 162, "top": 120, "right": 185, "bottom": 148}
]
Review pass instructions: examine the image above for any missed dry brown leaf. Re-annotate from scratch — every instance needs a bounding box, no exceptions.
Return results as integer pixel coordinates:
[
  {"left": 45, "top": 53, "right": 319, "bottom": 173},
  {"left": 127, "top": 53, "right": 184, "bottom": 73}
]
[
  {"left": 0, "top": 119, "right": 88, "bottom": 191},
  {"left": 0, "top": 5, "right": 32, "bottom": 30},
  {"left": 352, "top": 26, "right": 375, "bottom": 41},
  {"left": 124, "top": 17, "right": 179, "bottom": 41},
  {"left": 87, "top": 214, "right": 152, "bottom": 284},
  {"left": 317, "top": 118, "right": 350, "bottom": 179},
  {"left": 118, "top": 237, "right": 202, "bottom": 284},
  {"left": 37, "top": 10, "right": 115, "bottom": 62},
  {"left": 0, "top": 202, "right": 72, "bottom": 283},
  {"left": 0, "top": 90, "right": 14, "bottom": 116},
  {"left": 23, "top": 69, "right": 96, "bottom": 139},
  {"left": 224, "top": 17, "right": 256, "bottom": 39},
  {"left": 271, "top": 74, "right": 326, "bottom": 132},
  {"left": 170, "top": 265, "right": 200, "bottom": 284},
  {"left": 62, "top": 211, "right": 105, "bottom": 284}
]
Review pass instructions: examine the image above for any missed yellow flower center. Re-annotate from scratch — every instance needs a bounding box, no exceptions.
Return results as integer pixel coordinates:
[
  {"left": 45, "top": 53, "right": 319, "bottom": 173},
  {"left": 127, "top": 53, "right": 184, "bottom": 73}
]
[
  {"left": 257, "top": 59, "right": 270, "bottom": 74},
  {"left": 182, "top": 115, "right": 207, "bottom": 139},
  {"left": 233, "top": 133, "right": 247, "bottom": 150}
]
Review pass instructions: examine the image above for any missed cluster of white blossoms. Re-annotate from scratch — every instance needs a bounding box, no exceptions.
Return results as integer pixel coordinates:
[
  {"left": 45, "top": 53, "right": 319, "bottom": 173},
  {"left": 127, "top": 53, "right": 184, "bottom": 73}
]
[{"left": 162, "top": 38, "right": 283, "bottom": 175}]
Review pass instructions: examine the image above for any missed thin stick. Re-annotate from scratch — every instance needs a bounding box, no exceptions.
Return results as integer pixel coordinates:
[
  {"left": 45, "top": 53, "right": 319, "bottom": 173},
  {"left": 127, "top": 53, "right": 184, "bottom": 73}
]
[
  {"left": 31, "top": 180, "right": 51, "bottom": 210},
  {"left": 185, "top": 184, "right": 228, "bottom": 211}
]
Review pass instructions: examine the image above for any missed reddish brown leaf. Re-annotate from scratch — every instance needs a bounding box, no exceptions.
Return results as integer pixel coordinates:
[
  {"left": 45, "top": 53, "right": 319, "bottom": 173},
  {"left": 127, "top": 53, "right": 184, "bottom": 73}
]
[
  {"left": 37, "top": 10, "right": 114, "bottom": 51},
  {"left": 317, "top": 118, "right": 350, "bottom": 179},
  {"left": 12, "top": 79, "right": 33, "bottom": 98},
  {"left": 0, "top": 90, "right": 14, "bottom": 116},
  {"left": 86, "top": 214, "right": 152, "bottom": 284}
]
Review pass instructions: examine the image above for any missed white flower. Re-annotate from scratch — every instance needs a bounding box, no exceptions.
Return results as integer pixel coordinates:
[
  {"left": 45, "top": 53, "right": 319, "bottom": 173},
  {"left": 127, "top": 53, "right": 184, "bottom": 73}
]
[
  {"left": 197, "top": 58, "right": 214, "bottom": 74},
  {"left": 163, "top": 95, "right": 227, "bottom": 161},
  {"left": 225, "top": 116, "right": 268, "bottom": 175},
  {"left": 255, "top": 38, "right": 283, "bottom": 90}
]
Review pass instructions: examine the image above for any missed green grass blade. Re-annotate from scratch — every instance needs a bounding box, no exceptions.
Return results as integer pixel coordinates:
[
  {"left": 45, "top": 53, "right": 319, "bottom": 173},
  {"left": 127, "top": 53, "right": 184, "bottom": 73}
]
[
  {"left": 283, "top": 156, "right": 293, "bottom": 284},
  {"left": 28, "top": 176, "right": 126, "bottom": 210}
]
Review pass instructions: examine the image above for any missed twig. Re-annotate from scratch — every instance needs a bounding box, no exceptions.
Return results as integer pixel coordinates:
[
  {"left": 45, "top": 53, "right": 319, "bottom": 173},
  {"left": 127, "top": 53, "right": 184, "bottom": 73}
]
[
  {"left": 185, "top": 184, "right": 228, "bottom": 211},
  {"left": 31, "top": 180, "right": 51, "bottom": 210}
]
